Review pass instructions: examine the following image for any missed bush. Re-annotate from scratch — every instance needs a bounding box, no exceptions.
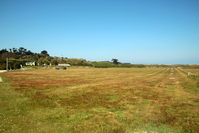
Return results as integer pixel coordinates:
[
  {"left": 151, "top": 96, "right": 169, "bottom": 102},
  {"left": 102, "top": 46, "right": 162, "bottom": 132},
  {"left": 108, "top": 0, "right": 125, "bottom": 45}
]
[
  {"left": 92, "top": 62, "right": 116, "bottom": 68},
  {"left": 0, "top": 64, "right": 6, "bottom": 70},
  {"left": 119, "top": 63, "right": 146, "bottom": 68}
]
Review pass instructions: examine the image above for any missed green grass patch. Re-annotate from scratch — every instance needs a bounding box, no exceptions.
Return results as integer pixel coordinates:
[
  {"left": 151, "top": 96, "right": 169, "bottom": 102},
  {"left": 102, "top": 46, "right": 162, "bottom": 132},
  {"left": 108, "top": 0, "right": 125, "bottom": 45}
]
[{"left": 133, "top": 122, "right": 183, "bottom": 133}]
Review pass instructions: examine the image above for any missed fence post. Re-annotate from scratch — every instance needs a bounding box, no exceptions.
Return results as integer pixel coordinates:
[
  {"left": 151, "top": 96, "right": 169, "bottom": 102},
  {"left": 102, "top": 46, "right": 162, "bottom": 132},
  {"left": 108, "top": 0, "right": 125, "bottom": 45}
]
[{"left": 6, "top": 58, "right": 8, "bottom": 71}]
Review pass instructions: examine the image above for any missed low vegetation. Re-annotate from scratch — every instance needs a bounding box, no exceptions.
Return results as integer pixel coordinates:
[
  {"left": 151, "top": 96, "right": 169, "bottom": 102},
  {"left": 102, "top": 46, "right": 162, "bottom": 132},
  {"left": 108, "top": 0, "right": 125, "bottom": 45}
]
[
  {"left": 0, "top": 47, "right": 170, "bottom": 69},
  {"left": 1, "top": 67, "right": 199, "bottom": 132}
]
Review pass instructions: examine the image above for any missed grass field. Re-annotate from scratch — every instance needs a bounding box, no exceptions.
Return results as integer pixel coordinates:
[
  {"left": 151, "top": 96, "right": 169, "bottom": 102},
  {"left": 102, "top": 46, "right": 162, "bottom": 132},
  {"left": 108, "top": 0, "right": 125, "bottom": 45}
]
[{"left": 0, "top": 67, "right": 199, "bottom": 133}]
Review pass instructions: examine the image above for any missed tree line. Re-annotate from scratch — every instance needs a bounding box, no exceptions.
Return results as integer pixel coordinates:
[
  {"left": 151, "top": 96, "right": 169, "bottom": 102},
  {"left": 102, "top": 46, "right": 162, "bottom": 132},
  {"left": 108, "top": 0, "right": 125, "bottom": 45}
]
[
  {"left": 0, "top": 47, "right": 94, "bottom": 69},
  {"left": 0, "top": 47, "right": 147, "bottom": 70}
]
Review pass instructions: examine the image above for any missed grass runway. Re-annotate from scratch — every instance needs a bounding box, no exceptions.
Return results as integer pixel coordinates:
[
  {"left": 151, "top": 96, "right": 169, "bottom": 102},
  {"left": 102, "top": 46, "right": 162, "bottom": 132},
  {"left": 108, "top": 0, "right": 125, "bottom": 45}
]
[{"left": 0, "top": 67, "right": 199, "bottom": 132}]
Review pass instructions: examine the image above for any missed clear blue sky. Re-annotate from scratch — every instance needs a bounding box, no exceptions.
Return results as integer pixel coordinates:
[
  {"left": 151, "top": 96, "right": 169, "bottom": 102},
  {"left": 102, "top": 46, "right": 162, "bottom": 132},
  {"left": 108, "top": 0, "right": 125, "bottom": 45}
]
[{"left": 0, "top": 0, "right": 199, "bottom": 64}]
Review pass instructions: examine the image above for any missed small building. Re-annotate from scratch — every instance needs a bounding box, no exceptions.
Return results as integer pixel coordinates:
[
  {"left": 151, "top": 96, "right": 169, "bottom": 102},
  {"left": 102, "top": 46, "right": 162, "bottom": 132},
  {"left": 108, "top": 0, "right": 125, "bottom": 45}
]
[
  {"left": 25, "top": 61, "right": 35, "bottom": 66},
  {"left": 56, "top": 64, "right": 71, "bottom": 70},
  {"left": 58, "top": 64, "right": 71, "bottom": 67}
]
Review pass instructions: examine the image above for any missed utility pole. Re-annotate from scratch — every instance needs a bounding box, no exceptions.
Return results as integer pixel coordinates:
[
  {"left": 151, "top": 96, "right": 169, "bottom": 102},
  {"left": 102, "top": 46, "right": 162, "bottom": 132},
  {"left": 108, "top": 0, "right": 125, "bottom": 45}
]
[{"left": 6, "top": 58, "right": 8, "bottom": 71}]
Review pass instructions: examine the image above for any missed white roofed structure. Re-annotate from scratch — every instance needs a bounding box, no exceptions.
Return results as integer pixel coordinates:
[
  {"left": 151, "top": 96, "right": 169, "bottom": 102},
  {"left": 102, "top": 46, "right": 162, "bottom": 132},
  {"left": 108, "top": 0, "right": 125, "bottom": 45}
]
[{"left": 58, "top": 64, "right": 71, "bottom": 67}]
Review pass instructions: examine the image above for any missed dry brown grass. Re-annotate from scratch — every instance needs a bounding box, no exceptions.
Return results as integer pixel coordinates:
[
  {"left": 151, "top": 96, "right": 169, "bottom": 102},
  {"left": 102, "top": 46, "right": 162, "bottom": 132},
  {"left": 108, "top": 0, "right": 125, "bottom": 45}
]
[{"left": 1, "top": 67, "right": 199, "bottom": 132}]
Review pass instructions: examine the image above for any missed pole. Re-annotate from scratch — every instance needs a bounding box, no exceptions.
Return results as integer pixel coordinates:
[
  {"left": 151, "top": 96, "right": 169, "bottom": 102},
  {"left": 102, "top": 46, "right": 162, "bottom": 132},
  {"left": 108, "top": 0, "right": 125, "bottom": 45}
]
[{"left": 6, "top": 58, "right": 8, "bottom": 71}]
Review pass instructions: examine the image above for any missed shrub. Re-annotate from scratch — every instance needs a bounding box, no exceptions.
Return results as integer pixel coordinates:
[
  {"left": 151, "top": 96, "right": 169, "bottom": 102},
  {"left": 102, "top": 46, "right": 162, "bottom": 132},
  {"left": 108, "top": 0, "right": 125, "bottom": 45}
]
[{"left": 92, "top": 61, "right": 116, "bottom": 68}]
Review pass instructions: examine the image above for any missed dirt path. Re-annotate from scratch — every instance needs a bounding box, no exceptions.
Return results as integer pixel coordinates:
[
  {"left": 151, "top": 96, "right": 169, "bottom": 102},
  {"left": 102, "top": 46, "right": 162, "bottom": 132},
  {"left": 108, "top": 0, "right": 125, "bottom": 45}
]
[
  {"left": 0, "top": 70, "right": 6, "bottom": 82},
  {"left": 0, "top": 70, "right": 7, "bottom": 73}
]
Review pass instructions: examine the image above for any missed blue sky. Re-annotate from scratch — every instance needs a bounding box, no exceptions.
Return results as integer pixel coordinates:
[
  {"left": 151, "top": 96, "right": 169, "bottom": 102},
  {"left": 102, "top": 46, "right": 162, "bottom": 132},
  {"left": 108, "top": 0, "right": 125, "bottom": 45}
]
[{"left": 0, "top": 0, "right": 199, "bottom": 64}]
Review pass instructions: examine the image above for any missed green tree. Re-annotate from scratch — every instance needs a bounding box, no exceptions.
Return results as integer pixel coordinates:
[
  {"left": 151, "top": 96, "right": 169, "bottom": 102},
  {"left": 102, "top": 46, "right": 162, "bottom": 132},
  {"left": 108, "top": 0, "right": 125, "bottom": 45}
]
[
  {"left": 112, "top": 58, "right": 119, "bottom": 64},
  {"left": 41, "top": 50, "right": 49, "bottom": 56}
]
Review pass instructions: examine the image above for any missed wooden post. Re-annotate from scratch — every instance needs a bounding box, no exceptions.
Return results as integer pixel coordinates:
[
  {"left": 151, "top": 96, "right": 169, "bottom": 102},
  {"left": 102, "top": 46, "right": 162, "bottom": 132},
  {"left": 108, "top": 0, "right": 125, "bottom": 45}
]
[{"left": 6, "top": 58, "right": 8, "bottom": 71}]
